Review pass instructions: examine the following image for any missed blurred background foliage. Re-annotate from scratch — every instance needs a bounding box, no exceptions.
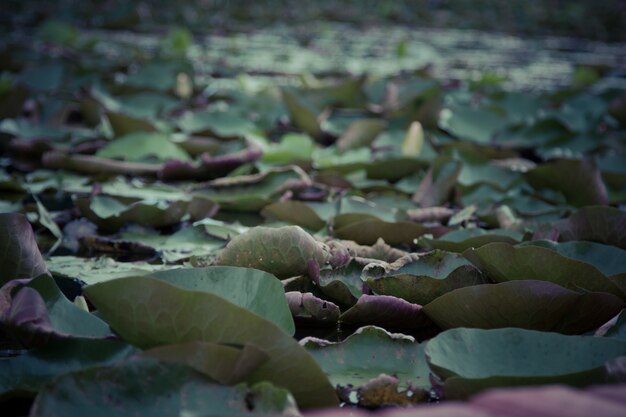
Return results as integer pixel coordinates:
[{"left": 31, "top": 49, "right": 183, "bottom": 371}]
[{"left": 3, "top": 0, "right": 626, "bottom": 42}]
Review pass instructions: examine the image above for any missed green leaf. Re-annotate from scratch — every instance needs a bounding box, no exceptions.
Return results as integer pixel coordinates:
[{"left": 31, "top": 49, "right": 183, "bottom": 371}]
[
  {"left": 215, "top": 225, "right": 328, "bottom": 279},
  {"left": 261, "top": 201, "right": 325, "bottom": 231},
  {"left": 413, "top": 157, "right": 462, "bottom": 207},
  {"left": 261, "top": 133, "right": 315, "bottom": 164},
  {"left": 149, "top": 267, "right": 295, "bottom": 335},
  {"left": 464, "top": 242, "right": 626, "bottom": 300},
  {"left": 525, "top": 159, "right": 608, "bottom": 207},
  {"left": 334, "top": 218, "right": 427, "bottom": 246},
  {"left": 417, "top": 228, "right": 522, "bottom": 252},
  {"left": 364, "top": 251, "right": 487, "bottom": 305},
  {"left": 425, "top": 327, "right": 626, "bottom": 399},
  {"left": 29, "top": 358, "right": 300, "bottom": 417},
  {"left": 4, "top": 275, "right": 112, "bottom": 347},
  {"left": 177, "top": 109, "right": 256, "bottom": 138},
  {"left": 422, "top": 280, "right": 624, "bottom": 333},
  {"left": 97, "top": 132, "right": 190, "bottom": 162},
  {"left": 439, "top": 106, "right": 507, "bottom": 143},
  {"left": 340, "top": 294, "right": 433, "bottom": 331},
  {"left": 0, "top": 339, "right": 135, "bottom": 397},
  {"left": 0, "top": 213, "right": 48, "bottom": 284},
  {"left": 281, "top": 88, "right": 323, "bottom": 139},
  {"left": 336, "top": 119, "right": 386, "bottom": 153},
  {"left": 304, "top": 326, "right": 431, "bottom": 391},
  {"left": 550, "top": 206, "right": 626, "bottom": 249},
  {"left": 84, "top": 276, "right": 338, "bottom": 409},
  {"left": 520, "top": 240, "right": 626, "bottom": 277},
  {"left": 47, "top": 256, "right": 179, "bottom": 285},
  {"left": 142, "top": 342, "right": 270, "bottom": 385}
]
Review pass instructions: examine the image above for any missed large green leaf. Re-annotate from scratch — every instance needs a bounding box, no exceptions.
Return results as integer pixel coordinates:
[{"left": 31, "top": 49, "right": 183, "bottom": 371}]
[
  {"left": 47, "top": 256, "right": 179, "bottom": 285},
  {"left": 96, "top": 132, "right": 190, "bottom": 162},
  {"left": 304, "top": 326, "right": 431, "bottom": 404},
  {"left": 261, "top": 201, "right": 325, "bottom": 231},
  {"left": 29, "top": 358, "right": 299, "bottom": 417},
  {"left": 525, "top": 159, "right": 608, "bottom": 207},
  {"left": 142, "top": 342, "right": 270, "bottom": 385},
  {"left": 417, "top": 228, "right": 523, "bottom": 252},
  {"left": 84, "top": 276, "right": 338, "bottom": 409},
  {"left": 340, "top": 294, "right": 433, "bottom": 331},
  {"left": 425, "top": 327, "right": 626, "bottom": 399},
  {"left": 520, "top": 240, "right": 626, "bottom": 277},
  {"left": 439, "top": 105, "right": 507, "bottom": 144},
  {"left": 550, "top": 206, "right": 626, "bottom": 249},
  {"left": 215, "top": 225, "right": 328, "bottom": 279},
  {"left": 0, "top": 213, "right": 48, "bottom": 284},
  {"left": 0, "top": 339, "right": 135, "bottom": 397},
  {"left": 464, "top": 242, "right": 626, "bottom": 299},
  {"left": 148, "top": 267, "right": 295, "bottom": 335},
  {"left": 364, "top": 251, "right": 488, "bottom": 305},
  {"left": 422, "top": 280, "right": 624, "bottom": 333},
  {"left": 3, "top": 275, "right": 112, "bottom": 347}
]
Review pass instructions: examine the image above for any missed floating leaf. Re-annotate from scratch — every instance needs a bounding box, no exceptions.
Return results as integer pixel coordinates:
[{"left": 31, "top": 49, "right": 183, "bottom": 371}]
[
  {"left": 549, "top": 206, "right": 626, "bottom": 249},
  {"left": 4, "top": 275, "right": 112, "bottom": 347},
  {"left": 340, "top": 295, "right": 433, "bottom": 331},
  {"left": 364, "top": 251, "right": 487, "bottom": 305},
  {"left": 525, "top": 159, "right": 608, "bottom": 207},
  {"left": 303, "top": 326, "right": 431, "bottom": 399},
  {"left": 425, "top": 327, "right": 626, "bottom": 399},
  {"left": 520, "top": 240, "right": 626, "bottom": 277},
  {"left": 149, "top": 267, "right": 295, "bottom": 335},
  {"left": 282, "top": 88, "right": 323, "bottom": 139},
  {"left": 413, "top": 157, "right": 462, "bottom": 207},
  {"left": 47, "top": 256, "right": 179, "bottom": 285},
  {"left": 215, "top": 226, "right": 328, "bottom": 279},
  {"left": 336, "top": 119, "right": 386, "bottom": 153},
  {"left": 439, "top": 106, "right": 507, "bottom": 143},
  {"left": 84, "top": 276, "right": 338, "bottom": 409},
  {"left": 333, "top": 217, "right": 427, "bottom": 246},
  {"left": 261, "top": 201, "right": 325, "bottom": 231},
  {"left": 0, "top": 213, "right": 48, "bottom": 284},
  {"left": 417, "top": 228, "right": 522, "bottom": 252},
  {"left": 29, "top": 358, "right": 299, "bottom": 417},
  {"left": 422, "top": 280, "right": 624, "bottom": 333},
  {"left": 464, "top": 242, "right": 626, "bottom": 299},
  {"left": 96, "top": 132, "right": 190, "bottom": 162},
  {"left": 142, "top": 342, "right": 269, "bottom": 385},
  {"left": 0, "top": 339, "right": 135, "bottom": 397}
]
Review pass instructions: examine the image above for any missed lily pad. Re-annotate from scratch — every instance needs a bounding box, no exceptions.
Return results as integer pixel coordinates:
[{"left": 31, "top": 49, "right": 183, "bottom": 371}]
[
  {"left": 84, "top": 276, "right": 338, "bottom": 409},
  {"left": 412, "top": 157, "right": 462, "bottom": 207},
  {"left": 96, "top": 132, "right": 190, "bottom": 162},
  {"left": 0, "top": 339, "right": 135, "bottom": 397},
  {"left": 215, "top": 225, "right": 328, "bottom": 279},
  {"left": 520, "top": 240, "right": 626, "bottom": 277},
  {"left": 340, "top": 295, "right": 433, "bottom": 331},
  {"left": 149, "top": 267, "right": 295, "bottom": 335},
  {"left": 303, "top": 326, "right": 431, "bottom": 392},
  {"left": 29, "top": 358, "right": 299, "bottom": 417},
  {"left": 47, "top": 256, "right": 179, "bottom": 285},
  {"left": 364, "top": 251, "right": 488, "bottom": 305},
  {"left": 422, "top": 280, "right": 624, "bottom": 333},
  {"left": 525, "top": 159, "right": 608, "bottom": 207},
  {"left": 549, "top": 206, "right": 626, "bottom": 249},
  {"left": 417, "top": 228, "right": 523, "bottom": 252},
  {"left": 464, "top": 242, "right": 626, "bottom": 299},
  {"left": 333, "top": 217, "right": 427, "bottom": 246},
  {"left": 0, "top": 213, "right": 48, "bottom": 284},
  {"left": 3, "top": 275, "right": 112, "bottom": 347},
  {"left": 425, "top": 327, "right": 626, "bottom": 399},
  {"left": 261, "top": 201, "right": 326, "bottom": 231},
  {"left": 142, "top": 342, "right": 270, "bottom": 385}
]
